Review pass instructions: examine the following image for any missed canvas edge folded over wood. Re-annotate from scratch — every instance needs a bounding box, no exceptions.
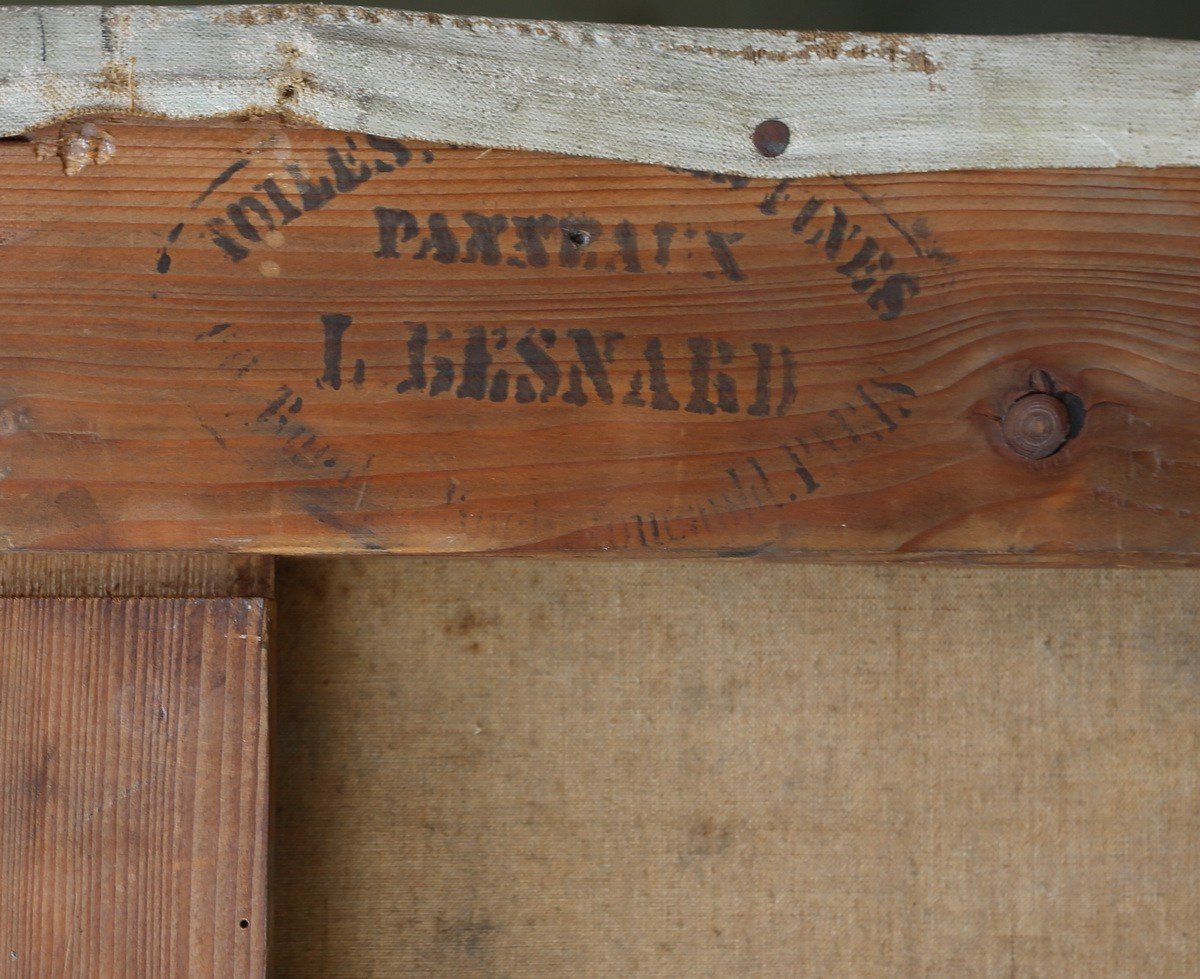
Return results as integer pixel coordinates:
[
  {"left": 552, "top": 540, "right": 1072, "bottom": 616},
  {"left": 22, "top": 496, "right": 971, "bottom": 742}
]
[{"left": 1, "top": 5, "right": 1198, "bottom": 178}]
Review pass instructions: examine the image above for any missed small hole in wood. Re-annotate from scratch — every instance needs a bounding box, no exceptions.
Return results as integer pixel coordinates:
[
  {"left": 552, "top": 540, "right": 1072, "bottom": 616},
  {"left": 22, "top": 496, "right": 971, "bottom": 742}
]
[
  {"left": 239, "top": 919, "right": 250, "bottom": 929},
  {"left": 565, "top": 228, "right": 590, "bottom": 247}
]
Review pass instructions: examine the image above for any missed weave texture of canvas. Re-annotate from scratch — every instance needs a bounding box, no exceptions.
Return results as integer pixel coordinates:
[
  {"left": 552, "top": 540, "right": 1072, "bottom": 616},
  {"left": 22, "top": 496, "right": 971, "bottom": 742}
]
[{"left": 273, "top": 559, "right": 1199, "bottom": 976}]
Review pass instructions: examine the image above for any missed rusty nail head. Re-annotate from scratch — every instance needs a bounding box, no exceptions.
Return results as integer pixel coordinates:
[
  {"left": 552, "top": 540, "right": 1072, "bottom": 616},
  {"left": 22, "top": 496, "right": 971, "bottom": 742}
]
[
  {"left": 752, "top": 120, "right": 790, "bottom": 158},
  {"left": 1001, "top": 392, "right": 1070, "bottom": 460}
]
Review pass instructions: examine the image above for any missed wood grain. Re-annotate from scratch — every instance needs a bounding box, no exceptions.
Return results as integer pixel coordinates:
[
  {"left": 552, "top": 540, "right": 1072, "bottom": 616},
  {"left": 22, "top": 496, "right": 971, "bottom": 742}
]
[
  {"left": 1, "top": 116, "right": 1198, "bottom": 562},
  {"left": 0, "top": 552, "right": 273, "bottom": 597},
  {"left": 0, "top": 558, "right": 270, "bottom": 975}
]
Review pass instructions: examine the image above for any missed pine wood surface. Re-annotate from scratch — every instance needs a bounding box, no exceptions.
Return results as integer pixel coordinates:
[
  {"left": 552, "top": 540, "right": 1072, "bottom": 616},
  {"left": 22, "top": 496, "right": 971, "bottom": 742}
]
[
  {"left": 0, "top": 557, "right": 270, "bottom": 976},
  {"left": 2, "top": 117, "right": 1198, "bottom": 562},
  {"left": 0, "top": 552, "right": 274, "bottom": 597}
]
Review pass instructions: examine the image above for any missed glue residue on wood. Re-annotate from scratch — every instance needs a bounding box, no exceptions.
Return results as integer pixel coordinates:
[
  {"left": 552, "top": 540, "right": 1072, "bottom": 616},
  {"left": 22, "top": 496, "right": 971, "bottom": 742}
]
[{"left": 39, "top": 122, "right": 117, "bottom": 176}]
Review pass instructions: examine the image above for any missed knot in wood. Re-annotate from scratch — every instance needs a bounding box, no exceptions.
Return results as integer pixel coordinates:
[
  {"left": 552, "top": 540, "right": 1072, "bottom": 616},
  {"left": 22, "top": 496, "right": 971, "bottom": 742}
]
[{"left": 1001, "top": 392, "right": 1070, "bottom": 460}]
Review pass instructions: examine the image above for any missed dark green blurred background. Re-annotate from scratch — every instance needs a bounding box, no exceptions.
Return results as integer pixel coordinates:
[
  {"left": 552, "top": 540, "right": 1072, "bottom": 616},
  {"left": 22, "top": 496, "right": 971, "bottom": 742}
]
[{"left": 33, "top": 0, "right": 1200, "bottom": 39}]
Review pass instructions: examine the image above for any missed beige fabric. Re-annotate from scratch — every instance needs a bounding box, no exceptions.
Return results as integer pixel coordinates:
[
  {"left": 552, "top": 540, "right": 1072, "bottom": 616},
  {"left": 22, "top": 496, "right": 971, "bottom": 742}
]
[
  {"left": 4, "top": 7, "right": 1200, "bottom": 177},
  {"left": 273, "top": 558, "right": 1200, "bottom": 976}
]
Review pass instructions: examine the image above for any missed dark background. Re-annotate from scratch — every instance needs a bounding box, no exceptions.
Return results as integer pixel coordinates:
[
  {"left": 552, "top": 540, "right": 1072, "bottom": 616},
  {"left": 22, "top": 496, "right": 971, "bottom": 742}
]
[
  {"left": 372, "top": 0, "right": 1200, "bottom": 38},
  {"left": 38, "top": 0, "right": 1200, "bottom": 38}
]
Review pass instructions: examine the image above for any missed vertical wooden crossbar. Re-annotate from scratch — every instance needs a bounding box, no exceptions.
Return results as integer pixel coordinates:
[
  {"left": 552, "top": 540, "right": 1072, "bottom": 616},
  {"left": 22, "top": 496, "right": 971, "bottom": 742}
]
[{"left": 0, "top": 556, "right": 271, "bottom": 976}]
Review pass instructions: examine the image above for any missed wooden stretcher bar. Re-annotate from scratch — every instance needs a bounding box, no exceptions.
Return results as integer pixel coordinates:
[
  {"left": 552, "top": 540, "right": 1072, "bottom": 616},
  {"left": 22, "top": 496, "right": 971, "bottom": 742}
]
[
  {"left": 0, "top": 554, "right": 272, "bottom": 975},
  {"left": 0, "top": 117, "right": 1197, "bottom": 562}
]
